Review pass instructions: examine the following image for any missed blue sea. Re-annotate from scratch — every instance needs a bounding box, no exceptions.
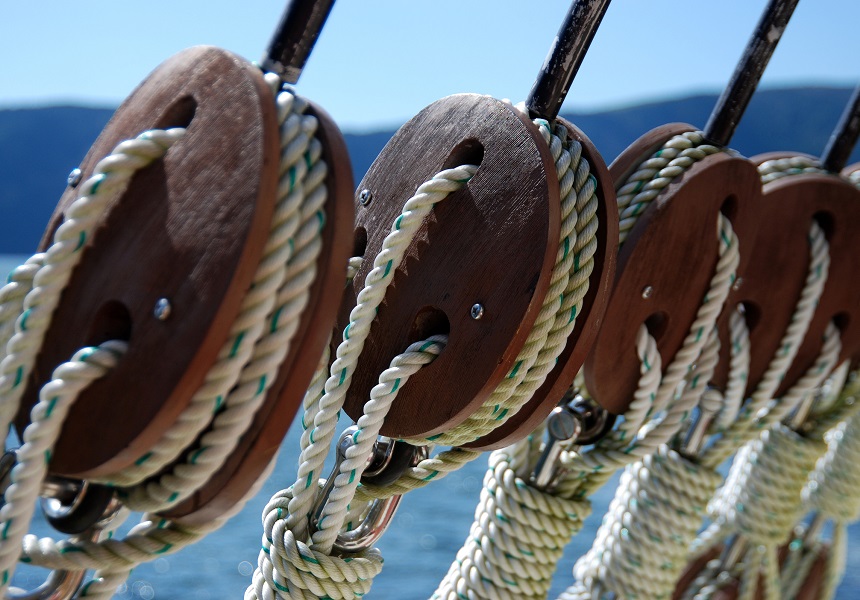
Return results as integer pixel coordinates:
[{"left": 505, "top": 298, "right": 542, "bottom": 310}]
[{"left": 1, "top": 253, "right": 858, "bottom": 599}]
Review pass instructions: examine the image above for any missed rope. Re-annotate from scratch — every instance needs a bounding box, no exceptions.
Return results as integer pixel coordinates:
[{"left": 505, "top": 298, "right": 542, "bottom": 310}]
[
  {"left": 615, "top": 131, "right": 721, "bottom": 245},
  {"left": 0, "top": 73, "right": 333, "bottom": 596},
  {"left": 558, "top": 148, "right": 838, "bottom": 600},
  {"left": 251, "top": 102, "right": 606, "bottom": 598},
  {"left": 756, "top": 155, "right": 826, "bottom": 184},
  {"left": 779, "top": 373, "right": 860, "bottom": 600}
]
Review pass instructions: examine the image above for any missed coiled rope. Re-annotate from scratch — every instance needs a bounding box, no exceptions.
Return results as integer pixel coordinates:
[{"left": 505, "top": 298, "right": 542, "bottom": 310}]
[
  {"left": 777, "top": 367, "right": 859, "bottom": 600},
  {"left": 675, "top": 159, "right": 848, "bottom": 600},
  {"left": 0, "top": 73, "right": 330, "bottom": 597},
  {"left": 431, "top": 131, "right": 740, "bottom": 600},
  {"left": 248, "top": 104, "right": 602, "bottom": 599}
]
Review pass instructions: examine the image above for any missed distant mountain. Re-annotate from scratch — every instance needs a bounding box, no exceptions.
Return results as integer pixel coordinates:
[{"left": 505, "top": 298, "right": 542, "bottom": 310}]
[{"left": 1, "top": 86, "right": 857, "bottom": 254}]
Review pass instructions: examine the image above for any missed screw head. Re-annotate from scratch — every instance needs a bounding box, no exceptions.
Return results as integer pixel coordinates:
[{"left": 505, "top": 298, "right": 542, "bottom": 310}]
[
  {"left": 641, "top": 285, "right": 654, "bottom": 299},
  {"left": 154, "top": 298, "right": 172, "bottom": 321},
  {"left": 732, "top": 277, "right": 744, "bottom": 292},
  {"left": 67, "top": 168, "right": 82, "bottom": 188},
  {"left": 359, "top": 189, "right": 373, "bottom": 206},
  {"left": 470, "top": 303, "right": 485, "bottom": 320}
]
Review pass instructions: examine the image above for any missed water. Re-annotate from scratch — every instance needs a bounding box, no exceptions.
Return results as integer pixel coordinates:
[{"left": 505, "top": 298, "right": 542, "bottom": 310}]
[{"left": 1, "top": 253, "right": 859, "bottom": 599}]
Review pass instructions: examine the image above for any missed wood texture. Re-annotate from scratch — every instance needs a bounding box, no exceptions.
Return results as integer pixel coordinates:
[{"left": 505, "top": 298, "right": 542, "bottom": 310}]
[
  {"left": 586, "top": 146, "right": 762, "bottom": 414},
  {"left": 165, "top": 101, "right": 354, "bottom": 524},
  {"left": 465, "top": 118, "right": 618, "bottom": 450},
  {"left": 16, "top": 46, "right": 280, "bottom": 477},
  {"left": 339, "top": 94, "right": 560, "bottom": 440},
  {"left": 714, "top": 160, "right": 860, "bottom": 395}
]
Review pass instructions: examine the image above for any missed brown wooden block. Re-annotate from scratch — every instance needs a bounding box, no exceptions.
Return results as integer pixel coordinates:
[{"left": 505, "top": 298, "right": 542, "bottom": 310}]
[
  {"left": 714, "top": 158, "right": 860, "bottom": 396},
  {"left": 586, "top": 142, "right": 762, "bottom": 414},
  {"left": 165, "top": 101, "right": 354, "bottom": 524},
  {"left": 464, "top": 118, "right": 618, "bottom": 450},
  {"left": 17, "top": 46, "right": 280, "bottom": 478},
  {"left": 339, "top": 94, "right": 560, "bottom": 440}
]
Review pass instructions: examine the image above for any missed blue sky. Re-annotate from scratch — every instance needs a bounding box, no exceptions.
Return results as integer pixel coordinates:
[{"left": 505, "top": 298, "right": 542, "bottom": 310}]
[{"left": 1, "top": 1, "right": 857, "bottom": 131}]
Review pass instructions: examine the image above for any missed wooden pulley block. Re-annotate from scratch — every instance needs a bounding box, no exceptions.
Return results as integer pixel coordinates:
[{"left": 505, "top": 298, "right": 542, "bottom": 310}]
[
  {"left": 713, "top": 152, "right": 860, "bottom": 394},
  {"left": 585, "top": 124, "right": 763, "bottom": 414},
  {"left": 338, "top": 93, "right": 563, "bottom": 441},
  {"left": 16, "top": 46, "right": 281, "bottom": 478},
  {"left": 465, "top": 117, "right": 618, "bottom": 451},
  {"left": 165, "top": 102, "right": 354, "bottom": 524}
]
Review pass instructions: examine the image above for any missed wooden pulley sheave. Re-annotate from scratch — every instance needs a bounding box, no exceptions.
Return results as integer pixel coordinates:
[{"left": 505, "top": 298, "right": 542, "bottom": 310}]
[
  {"left": 554, "top": 2, "right": 832, "bottom": 599},
  {"left": 335, "top": 0, "right": 618, "bottom": 450},
  {"left": 0, "top": 0, "right": 352, "bottom": 596},
  {"left": 669, "top": 69, "right": 860, "bottom": 600},
  {"left": 677, "top": 83, "right": 860, "bottom": 600}
]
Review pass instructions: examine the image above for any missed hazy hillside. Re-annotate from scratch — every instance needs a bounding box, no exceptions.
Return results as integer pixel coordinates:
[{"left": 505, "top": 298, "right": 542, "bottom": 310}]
[{"left": 1, "top": 86, "right": 857, "bottom": 254}]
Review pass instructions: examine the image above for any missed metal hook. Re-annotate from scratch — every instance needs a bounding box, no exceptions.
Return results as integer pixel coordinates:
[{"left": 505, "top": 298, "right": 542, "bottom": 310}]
[
  {"left": 1, "top": 451, "right": 123, "bottom": 600},
  {"left": 310, "top": 426, "right": 427, "bottom": 553},
  {"left": 530, "top": 390, "right": 613, "bottom": 491}
]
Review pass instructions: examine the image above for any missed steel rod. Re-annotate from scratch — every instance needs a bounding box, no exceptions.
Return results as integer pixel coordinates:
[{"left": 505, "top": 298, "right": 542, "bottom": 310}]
[
  {"left": 703, "top": 0, "right": 800, "bottom": 146},
  {"left": 822, "top": 83, "right": 860, "bottom": 173},
  {"left": 262, "top": 0, "right": 336, "bottom": 84},
  {"left": 525, "top": 0, "right": 612, "bottom": 122}
]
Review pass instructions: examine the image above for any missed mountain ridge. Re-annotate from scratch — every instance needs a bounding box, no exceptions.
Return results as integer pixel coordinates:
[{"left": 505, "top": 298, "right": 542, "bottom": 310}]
[{"left": 1, "top": 85, "right": 857, "bottom": 254}]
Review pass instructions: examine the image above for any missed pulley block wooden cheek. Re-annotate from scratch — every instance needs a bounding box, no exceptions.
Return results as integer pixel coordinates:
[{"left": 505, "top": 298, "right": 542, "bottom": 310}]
[
  {"left": 464, "top": 117, "right": 618, "bottom": 451},
  {"left": 339, "top": 93, "right": 560, "bottom": 440},
  {"left": 163, "top": 101, "right": 354, "bottom": 525},
  {"left": 584, "top": 150, "right": 762, "bottom": 414},
  {"left": 15, "top": 46, "right": 281, "bottom": 479},
  {"left": 713, "top": 160, "right": 860, "bottom": 396}
]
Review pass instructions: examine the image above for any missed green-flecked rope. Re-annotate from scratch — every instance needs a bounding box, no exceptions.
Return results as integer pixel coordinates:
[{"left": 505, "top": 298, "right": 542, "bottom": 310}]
[
  {"left": 422, "top": 114, "right": 599, "bottom": 447},
  {"left": 785, "top": 375, "right": 860, "bottom": 600},
  {"left": 560, "top": 149, "right": 837, "bottom": 600},
  {"left": 615, "top": 131, "right": 722, "bottom": 245},
  {"left": 0, "top": 73, "right": 335, "bottom": 597}
]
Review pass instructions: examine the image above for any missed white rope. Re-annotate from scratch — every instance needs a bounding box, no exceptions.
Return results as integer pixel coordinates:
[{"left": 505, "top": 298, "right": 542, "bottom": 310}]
[
  {"left": 251, "top": 101, "right": 607, "bottom": 598},
  {"left": 561, "top": 151, "right": 838, "bottom": 600},
  {"left": 779, "top": 372, "right": 860, "bottom": 600},
  {"left": 0, "top": 73, "right": 334, "bottom": 595},
  {"left": 756, "top": 155, "right": 825, "bottom": 184},
  {"left": 681, "top": 323, "right": 844, "bottom": 600}
]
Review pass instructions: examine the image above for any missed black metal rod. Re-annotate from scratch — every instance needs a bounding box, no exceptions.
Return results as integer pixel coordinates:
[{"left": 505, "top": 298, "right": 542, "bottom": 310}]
[
  {"left": 703, "top": 0, "right": 800, "bottom": 147},
  {"left": 262, "top": 0, "right": 336, "bottom": 84},
  {"left": 821, "top": 84, "right": 860, "bottom": 173},
  {"left": 525, "top": 0, "right": 612, "bottom": 122}
]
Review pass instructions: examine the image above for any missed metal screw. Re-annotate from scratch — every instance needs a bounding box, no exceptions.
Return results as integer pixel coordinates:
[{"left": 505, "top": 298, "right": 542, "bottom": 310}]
[
  {"left": 153, "top": 298, "right": 172, "bottom": 321},
  {"left": 359, "top": 189, "right": 373, "bottom": 206},
  {"left": 67, "top": 168, "right": 82, "bottom": 188},
  {"left": 470, "top": 303, "right": 485, "bottom": 320},
  {"left": 641, "top": 285, "right": 654, "bottom": 299},
  {"left": 732, "top": 277, "right": 744, "bottom": 291}
]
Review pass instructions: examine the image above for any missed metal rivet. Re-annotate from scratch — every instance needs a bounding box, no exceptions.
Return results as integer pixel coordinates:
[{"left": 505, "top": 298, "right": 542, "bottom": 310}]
[
  {"left": 470, "top": 303, "right": 485, "bottom": 320},
  {"left": 359, "top": 189, "right": 373, "bottom": 206},
  {"left": 641, "top": 286, "right": 653, "bottom": 299},
  {"left": 154, "top": 298, "right": 172, "bottom": 321},
  {"left": 732, "top": 277, "right": 744, "bottom": 291},
  {"left": 67, "top": 168, "right": 82, "bottom": 188}
]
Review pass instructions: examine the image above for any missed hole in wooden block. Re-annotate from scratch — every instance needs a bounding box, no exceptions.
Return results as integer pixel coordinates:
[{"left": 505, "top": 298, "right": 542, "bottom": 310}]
[
  {"left": 87, "top": 300, "right": 132, "bottom": 346},
  {"left": 644, "top": 311, "right": 669, "bottom": 342},
  {"left": 441, "top": 138, "right": 485, "bottom": 172},
  {"left": 353, "top": 226, "right": 368, "bottom": 258},
  {"left": 720, "top": 194, "right": 738, "bottom": 221},
  {"left": 834, "top": 311, "right": 851, "bottom": 333},
  {"left": 156, "top": 95, "right": 197, "bottom": 130},
  {"left": 813, "top": 210, "right": 835, "bottom": 241},
  {"left": 408, "top": 306, "right": 450, "bottom": 346},
  {"left": 740, "top": 301, "right": 762, "bottom": 333}
]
